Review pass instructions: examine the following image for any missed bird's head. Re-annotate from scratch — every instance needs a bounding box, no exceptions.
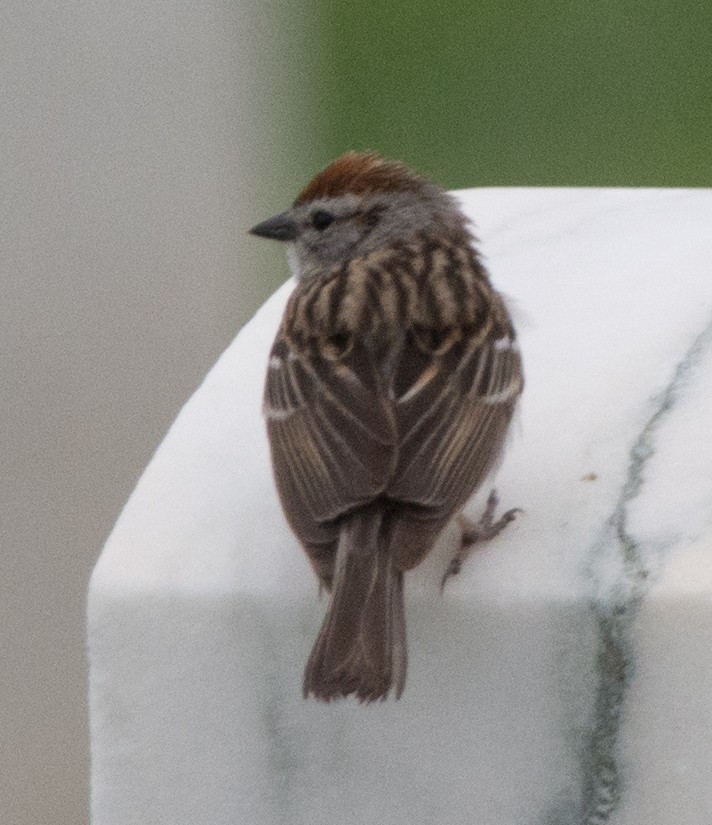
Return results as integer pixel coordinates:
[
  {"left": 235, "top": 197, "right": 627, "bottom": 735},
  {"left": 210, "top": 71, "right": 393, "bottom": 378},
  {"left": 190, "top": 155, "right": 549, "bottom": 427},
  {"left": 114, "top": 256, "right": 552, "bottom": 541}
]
[{"left": 249, "top": 152, "right": 467, "bottom": 276}]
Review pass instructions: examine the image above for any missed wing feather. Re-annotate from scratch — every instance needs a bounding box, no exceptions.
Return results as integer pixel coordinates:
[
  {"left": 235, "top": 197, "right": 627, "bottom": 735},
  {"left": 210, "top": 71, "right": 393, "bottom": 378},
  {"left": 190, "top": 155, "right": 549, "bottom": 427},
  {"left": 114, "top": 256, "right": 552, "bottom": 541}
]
[
  {"left": 388, "top": 331, "right": 522, "bottom": 516},
  {"left": 265, "top": 335, "right": 397, "bottom": 545}
]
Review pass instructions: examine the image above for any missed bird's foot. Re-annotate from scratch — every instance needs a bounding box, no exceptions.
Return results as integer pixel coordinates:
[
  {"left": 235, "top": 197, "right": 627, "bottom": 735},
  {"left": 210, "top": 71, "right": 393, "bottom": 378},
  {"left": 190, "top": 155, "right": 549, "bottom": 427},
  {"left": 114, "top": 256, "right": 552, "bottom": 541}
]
[{"left": 440, "top": 490, "right": 521, "bottom": 590}]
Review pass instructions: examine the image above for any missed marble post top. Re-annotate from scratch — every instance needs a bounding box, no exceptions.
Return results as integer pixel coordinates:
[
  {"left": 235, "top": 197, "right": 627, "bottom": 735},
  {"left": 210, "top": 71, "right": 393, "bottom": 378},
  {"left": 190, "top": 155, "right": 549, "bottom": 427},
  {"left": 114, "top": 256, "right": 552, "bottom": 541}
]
[{"left": 89, "top": 188, "right": 712, "bottom": 825}]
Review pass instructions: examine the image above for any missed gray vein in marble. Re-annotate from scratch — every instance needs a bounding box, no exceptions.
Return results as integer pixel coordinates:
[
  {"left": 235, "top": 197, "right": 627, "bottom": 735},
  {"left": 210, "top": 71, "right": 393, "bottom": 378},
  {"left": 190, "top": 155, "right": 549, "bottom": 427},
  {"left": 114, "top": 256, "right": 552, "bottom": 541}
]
[
  {"left": 262, "top": 310, "right": 712, "bottom": 825},
  {"left": 575, "top": 312, "right": 712, "bottom": 825},
  {"left": 262, "top": 618, "right": 298, "bottom": 825}
]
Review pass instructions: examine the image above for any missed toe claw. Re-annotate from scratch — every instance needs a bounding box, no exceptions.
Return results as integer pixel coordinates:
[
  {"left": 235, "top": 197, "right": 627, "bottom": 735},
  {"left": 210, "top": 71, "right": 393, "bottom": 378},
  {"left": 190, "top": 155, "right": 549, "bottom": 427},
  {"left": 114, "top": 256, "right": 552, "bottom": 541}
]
[
  {"left": 443, "top": 491, "right": 522, "bottom": 589},
  {"left": 500, "top": 506, "right": 522, "bottom": 525}
]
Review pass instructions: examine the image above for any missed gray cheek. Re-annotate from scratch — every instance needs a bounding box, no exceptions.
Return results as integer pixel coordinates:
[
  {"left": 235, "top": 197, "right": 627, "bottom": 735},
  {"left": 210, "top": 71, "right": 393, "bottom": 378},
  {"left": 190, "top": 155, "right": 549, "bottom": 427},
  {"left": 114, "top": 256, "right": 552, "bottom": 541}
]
[{"left": 315, "top": 231, "right": 357, "bottom": 266}]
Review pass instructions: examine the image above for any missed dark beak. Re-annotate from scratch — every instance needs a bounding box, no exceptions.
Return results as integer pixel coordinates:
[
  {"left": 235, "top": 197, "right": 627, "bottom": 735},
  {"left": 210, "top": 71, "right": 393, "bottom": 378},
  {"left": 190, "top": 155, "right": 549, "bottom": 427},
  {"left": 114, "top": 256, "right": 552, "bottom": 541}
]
[{"left": 249, "top": 211, "right": 298, "bottom": 242}]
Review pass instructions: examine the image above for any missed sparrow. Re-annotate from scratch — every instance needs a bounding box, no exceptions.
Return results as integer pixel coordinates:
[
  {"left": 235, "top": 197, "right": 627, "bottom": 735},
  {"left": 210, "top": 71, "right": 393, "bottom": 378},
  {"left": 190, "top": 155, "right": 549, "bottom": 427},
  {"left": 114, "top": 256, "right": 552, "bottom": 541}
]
[{"left": 250, "top": 152, "right": 523, "bottom": 702}]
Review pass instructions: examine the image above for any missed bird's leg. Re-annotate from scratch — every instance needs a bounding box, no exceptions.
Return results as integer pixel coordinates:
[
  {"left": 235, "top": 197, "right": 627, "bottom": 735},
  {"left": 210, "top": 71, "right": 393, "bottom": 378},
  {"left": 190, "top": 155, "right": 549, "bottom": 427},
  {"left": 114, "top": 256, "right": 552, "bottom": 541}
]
[{"left": 441, "top": 490, "right": 521, "bottom": 590}]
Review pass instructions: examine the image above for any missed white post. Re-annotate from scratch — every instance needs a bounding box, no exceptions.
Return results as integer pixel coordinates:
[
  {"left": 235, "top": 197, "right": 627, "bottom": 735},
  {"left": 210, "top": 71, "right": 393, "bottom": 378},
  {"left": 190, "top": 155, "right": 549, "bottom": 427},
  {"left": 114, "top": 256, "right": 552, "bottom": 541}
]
[{"left": 88, "top": 188, "right": 712, "bottom": 825}]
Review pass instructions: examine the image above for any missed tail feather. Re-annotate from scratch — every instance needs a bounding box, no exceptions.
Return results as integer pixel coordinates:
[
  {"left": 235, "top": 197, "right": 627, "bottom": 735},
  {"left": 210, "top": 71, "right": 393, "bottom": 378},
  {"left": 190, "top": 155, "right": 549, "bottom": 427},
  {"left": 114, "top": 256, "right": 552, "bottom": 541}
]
[{"left": 303, "top": 509, "right": 407, "bottom": 702}]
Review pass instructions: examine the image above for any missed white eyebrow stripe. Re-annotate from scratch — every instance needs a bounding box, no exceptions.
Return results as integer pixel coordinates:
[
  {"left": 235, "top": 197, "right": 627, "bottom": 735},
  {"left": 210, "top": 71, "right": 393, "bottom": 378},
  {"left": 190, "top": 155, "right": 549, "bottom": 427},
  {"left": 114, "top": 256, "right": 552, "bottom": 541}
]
[
  {"left": 269, "top": 355, "right": 283, "bottom": 369},
  {"left": 493, "top": 337, "right": 518, "bottom": 351}
]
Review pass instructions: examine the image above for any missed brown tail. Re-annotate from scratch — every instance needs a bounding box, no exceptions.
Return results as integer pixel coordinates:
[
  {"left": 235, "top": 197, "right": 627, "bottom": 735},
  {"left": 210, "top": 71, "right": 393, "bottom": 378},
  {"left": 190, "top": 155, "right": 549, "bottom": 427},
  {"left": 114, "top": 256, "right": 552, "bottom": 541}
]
[{"left": 303, "top": 508, "right": 407, "bottom": 702}]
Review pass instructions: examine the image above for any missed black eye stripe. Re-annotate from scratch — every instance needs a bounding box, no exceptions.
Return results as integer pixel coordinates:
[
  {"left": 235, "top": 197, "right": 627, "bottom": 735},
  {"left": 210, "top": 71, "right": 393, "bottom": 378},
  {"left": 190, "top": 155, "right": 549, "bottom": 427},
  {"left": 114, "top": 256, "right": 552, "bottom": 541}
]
[{"left": 311, "top": 209, "right": 334, "bottom": 230}]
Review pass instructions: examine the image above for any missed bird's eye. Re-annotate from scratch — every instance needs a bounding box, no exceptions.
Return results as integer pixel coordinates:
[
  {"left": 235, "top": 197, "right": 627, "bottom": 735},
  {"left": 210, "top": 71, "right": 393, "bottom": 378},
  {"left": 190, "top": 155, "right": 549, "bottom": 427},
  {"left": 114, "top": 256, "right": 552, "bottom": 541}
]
[{"left": 311, "top": 210, "right": 334, "bottom": 231}]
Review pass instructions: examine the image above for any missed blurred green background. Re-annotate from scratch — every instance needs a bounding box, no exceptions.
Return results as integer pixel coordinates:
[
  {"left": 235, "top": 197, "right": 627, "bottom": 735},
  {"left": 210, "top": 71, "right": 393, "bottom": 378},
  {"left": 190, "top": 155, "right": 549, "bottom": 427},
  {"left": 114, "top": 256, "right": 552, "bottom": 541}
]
[{"left": 300, "top": 0, "right": 712, "bottom": 189}]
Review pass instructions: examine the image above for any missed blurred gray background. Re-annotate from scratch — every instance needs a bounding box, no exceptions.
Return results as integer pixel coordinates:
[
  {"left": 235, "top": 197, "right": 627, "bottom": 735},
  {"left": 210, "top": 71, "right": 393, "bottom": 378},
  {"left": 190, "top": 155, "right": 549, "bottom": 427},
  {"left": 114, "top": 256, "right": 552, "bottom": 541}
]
[
  {"left": 1, "top": 3, "right": 313, "bottom": 822},
  {"left": 3, "top": 1, "right": 710, "bottom": 823}
]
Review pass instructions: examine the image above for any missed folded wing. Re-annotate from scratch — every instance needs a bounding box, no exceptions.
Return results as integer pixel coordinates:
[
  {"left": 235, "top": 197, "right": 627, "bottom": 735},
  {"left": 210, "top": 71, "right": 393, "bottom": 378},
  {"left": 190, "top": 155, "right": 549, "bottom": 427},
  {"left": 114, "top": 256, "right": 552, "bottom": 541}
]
[
  {"left": 264, "top": 335, "right": 397, "bottom": 547},
  {"left": 388, "top": 329, "right": 523, "bottom": 518}
]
